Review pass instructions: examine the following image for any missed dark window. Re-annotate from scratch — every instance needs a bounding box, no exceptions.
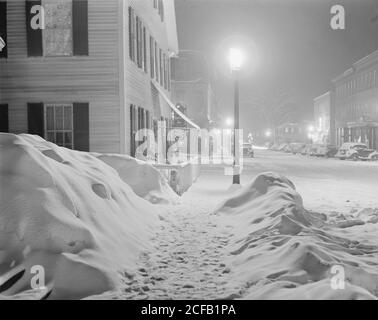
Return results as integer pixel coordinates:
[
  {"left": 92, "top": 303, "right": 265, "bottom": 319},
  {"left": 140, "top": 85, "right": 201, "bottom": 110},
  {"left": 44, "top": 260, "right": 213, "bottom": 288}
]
[
  {"left": 155, "top": 41, "right": 159, "bottom": 81},
  {"left": 0, "top": 1, "right": 7, "bottom": 58},
  {"left": 168, "top": 57, "right": 171, "bottom": 91},
  {"left": 163, "top": 53, "right": 167, "bottom": 89},
  {"left": 149, "top": 36, "right": 155, "bottom": 78},
  {"left": 128, "top": 7, "right": 135, "bottom": 61},
  {"left": 143, "top": 27, "right": 147, "bottom": 73},
  {"left": 158, "top": 0, "right": 164, "bottom": 21},
  {"left": 130, "top": 104, "right": 136, "bottom": 156},
  {"left": 159, "top": 48, "right": 163, "bottom": 85},
  {"left": 0, "top": 104, "right": 8, "bottom": 132}
]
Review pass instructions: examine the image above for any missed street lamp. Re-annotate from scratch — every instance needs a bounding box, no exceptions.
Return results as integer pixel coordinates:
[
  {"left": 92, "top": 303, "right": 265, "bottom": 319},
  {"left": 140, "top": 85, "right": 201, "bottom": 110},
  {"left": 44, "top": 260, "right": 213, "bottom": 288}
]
[
  {"left": 229, "top": 48, "right": 243, "bottom": 185},
  {"left": 225, "top": 117, "right": 233, "bottom": 127}
]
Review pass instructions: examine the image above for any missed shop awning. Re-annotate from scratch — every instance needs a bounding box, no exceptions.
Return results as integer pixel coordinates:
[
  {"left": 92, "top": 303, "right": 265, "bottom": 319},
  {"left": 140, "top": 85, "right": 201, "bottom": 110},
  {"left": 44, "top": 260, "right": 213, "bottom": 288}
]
[{"left": 151, "top": 80, "right": 200, "bottom": 130}]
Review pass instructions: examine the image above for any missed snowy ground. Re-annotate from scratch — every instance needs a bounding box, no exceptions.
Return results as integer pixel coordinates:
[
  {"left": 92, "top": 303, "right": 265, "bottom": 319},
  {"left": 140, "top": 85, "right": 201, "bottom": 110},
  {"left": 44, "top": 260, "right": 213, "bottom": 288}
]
[
  {"left": 90, "top": 149, "right": 378, "bottom": 300},
  {"left": 205, "top": 149, "right": 378, "bottom": 216},
  {"left": 2, "top": 137, "right": 378, "bottom": 300}
]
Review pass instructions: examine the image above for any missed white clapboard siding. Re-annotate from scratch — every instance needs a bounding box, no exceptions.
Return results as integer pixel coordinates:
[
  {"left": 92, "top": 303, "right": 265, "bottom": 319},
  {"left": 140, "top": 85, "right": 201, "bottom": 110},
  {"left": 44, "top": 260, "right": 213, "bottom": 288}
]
[{"left": 0, "top": 0, "right": 121, "bottom": 153}]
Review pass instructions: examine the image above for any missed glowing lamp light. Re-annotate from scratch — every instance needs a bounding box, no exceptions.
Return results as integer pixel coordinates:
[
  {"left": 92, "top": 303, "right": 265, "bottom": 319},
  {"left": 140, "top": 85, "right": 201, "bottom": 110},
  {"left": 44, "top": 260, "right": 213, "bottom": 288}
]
[
  {"left": 307, "top": 125, "right": 315, "bottom": 133},
  {"left": 229, "top": 48, "right": 244, "bottom": 71},
  {"left": 265, "top": 129, "right": 272, "bottom": 137},
  {"left": 225, "top": 117, "right": 233, "bottom": 127}
]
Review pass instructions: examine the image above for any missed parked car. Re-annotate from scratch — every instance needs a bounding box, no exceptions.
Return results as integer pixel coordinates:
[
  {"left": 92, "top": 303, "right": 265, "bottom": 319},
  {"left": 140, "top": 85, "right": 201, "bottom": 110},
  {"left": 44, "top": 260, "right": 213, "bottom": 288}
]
[
  {"left": 335, "top": 143, "right": 373, "bottom": 160},
  {"left": 312, "top": 144, "right": 339, "bottom": 158},
  {"left": 368, "top": 151, "right": 378, "bottom": 161},
  {"left": 289, "top": 143, "right": 306, "bottom": 154},
  {"left": 300, "top": 144, "right": 313, "bottom": 156},
  {"left": 308, "top": 144, "right": 322, "bottom": 156},
  {"left": 242, "top": 142, "right": 254, "bottom": 158}
]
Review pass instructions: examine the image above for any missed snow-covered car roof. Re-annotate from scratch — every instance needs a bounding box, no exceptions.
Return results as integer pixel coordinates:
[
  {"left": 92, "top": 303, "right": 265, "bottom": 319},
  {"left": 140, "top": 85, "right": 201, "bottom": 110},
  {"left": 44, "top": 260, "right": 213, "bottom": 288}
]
[{"left": 339, "top": 142, "right": 368, "bottom": 148}]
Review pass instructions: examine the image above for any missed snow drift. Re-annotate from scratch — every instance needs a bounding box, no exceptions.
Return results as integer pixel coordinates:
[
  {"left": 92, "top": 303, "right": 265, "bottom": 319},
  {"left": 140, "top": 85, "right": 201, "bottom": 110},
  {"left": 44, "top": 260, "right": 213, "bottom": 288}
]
[
  {"left": 0, "top": 134, "right": 159, "bottom": 299},
  {"left": 92, "top": 154, "right": 178, "bottom": 204},
  {"left": 217, "top": 172, "right": 378, "bottom": 300}
]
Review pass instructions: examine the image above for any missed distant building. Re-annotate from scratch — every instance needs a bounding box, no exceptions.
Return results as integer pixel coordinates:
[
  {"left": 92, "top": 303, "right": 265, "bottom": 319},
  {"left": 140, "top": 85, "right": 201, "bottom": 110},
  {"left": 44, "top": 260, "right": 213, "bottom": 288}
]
[
  {"left": 0, "top": 0, "right": 180, "bottom": 156},
  {"left": 171, "top": 51, "right": 219, "bottom": 129},
  {"left": 274, "top": 122, "right": 312, "bottom": 144},
  {"left": 313, "top": 91, "right": 333, "bottom": 144},
  {"left": 332, "top": 50, "right": 378, "bottom": 149}
]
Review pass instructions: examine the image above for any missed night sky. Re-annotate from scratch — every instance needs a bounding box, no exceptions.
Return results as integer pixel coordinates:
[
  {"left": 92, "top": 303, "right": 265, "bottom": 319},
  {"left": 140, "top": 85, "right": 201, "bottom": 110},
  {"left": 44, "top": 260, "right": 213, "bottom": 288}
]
[{"left": 175, "top": 0, "right": 378, "bottom": 132}]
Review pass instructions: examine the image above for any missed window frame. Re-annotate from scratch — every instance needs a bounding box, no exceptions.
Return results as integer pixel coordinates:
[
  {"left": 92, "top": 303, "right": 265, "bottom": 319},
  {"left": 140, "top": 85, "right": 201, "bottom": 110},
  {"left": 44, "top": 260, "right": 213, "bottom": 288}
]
[
  {"left": 150, "top": 36, "right": 155, "bottom": 79},
  {"left": 44, "top": 103, "right": 74, "bottom": 149},
  {"left": 42, "top": 0, "right": 74, "bottom": 57}
]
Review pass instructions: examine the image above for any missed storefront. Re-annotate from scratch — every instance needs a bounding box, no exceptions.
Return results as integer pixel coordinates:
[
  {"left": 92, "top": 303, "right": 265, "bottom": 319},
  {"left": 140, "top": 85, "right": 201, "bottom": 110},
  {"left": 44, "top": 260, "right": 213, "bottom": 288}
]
[{"left": 336, "top": 121, "right": 378, "bottom": 149}]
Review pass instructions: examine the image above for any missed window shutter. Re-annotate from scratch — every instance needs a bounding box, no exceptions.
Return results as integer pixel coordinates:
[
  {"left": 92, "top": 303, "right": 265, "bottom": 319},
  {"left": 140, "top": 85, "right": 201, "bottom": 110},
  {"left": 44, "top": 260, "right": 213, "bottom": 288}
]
[
  {"left": 27, "top": 102, "right": 44, "bottom": 137},
  {"left": 128, "top": 7, "right": 134, "bottom": 61},
  {"left": 73, "top": 103, "right": 89, "bottom": 151},
  {"left": 25, "top": 1, "right": 43, "bottom": 57},
  {"left": 0, "top": 104, "right": 8, "bottom": 132},
  {"left": 130, "top": 105, "right": 135, "bottom": 157},
  {"left": 73, "top": 0, "right": 88, "bottom": 56},
  {"left": 0, "top": 1, "right": 7, "bottom": 58}
]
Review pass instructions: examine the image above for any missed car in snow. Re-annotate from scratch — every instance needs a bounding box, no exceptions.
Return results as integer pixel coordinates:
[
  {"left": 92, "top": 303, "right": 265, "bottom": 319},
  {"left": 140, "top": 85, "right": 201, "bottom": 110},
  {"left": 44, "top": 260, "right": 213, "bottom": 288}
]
[
  {"left": 311, "top": 144, "right": 339, "bottom": 158},
  {"left": 242, "top": 142, "right": 254, "bottom": 158},
  {"left": 299, "top": 144, "right": 313, "bottom": 156},
  {"left": 335, "top": 143, "right": 375, "bottom": 160},
  {"left": 276, "top": 143, "right": 290, "bottom": 152},
  {"left": 367, "top": 150, "right": 378, "bottom": 161},
  {"left": 289, "top": 143, "right": 306, "bottom": 154}
]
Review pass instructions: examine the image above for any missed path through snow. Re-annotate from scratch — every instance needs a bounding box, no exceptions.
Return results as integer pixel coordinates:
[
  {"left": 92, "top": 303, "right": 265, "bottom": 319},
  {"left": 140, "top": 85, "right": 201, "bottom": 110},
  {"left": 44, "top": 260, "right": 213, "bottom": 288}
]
[{"left": 115, "top": 194, "right": 241, "bottom": 300}]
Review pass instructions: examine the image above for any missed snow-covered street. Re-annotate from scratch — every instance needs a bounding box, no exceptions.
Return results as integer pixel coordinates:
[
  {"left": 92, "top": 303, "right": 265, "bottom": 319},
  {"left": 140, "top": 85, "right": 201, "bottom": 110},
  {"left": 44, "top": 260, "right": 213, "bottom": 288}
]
[
  {"left": 2, "top": 136, "right": 378, "bottom": 300},
  {"left": 203, "top": 149, "right": 378, "bottom": 216},
  {"left": 95, "top": 149, "right": 378, "bottom": 300}
]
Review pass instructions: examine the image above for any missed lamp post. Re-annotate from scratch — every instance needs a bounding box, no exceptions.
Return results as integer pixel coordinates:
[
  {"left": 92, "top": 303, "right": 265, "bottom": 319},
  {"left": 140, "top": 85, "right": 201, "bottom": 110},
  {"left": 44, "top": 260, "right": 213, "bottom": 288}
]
[{"left": 229, "top": 48, "right": 243, "bottom": 185}]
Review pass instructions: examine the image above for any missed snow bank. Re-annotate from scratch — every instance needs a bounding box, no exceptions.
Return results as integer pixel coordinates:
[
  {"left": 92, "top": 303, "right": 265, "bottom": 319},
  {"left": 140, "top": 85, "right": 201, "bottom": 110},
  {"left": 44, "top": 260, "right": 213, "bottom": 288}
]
[
  {"left": 217, "top": 172, "right": 378, "bottom": 299},
  {"left": 0, "top": 134, "right": 159, "bottom": 299},
  {"left": 92, "top": 154, "right": 178, "bottom": 204}
]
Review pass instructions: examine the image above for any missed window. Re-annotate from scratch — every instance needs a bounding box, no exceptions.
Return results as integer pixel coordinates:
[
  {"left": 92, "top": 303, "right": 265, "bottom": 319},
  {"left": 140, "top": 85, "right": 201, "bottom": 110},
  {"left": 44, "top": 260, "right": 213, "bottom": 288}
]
[
  {"left": 167, "top": 57, "right": 171, "bottom": 91},
  {"left": 131, "top": 13, "right": 147, "bottom": 72},
  {"left": 130, "top": 104, "right": 137, "bottom": 156},
  {"left": 155, "top": 41, "right": 159, "bottom": 81},
  {"left": 43, "top": 0, "right": 73, "bottom": 56},
  {"left": 159, "top": 48, "right": 163, "bottom": 85},
  {"left": 163, "top": 53, "right": 167, "bottom": 89},
  {"left": 128, "top": 7, "right": 136, "bottom": 61},
  {"left": 45, "top": 104, "right": 74, "bottom": 149},
  {"left": 136, "top": 16, "right": 141, "bottom": 67},
  {"left": 26, "top": 0, "right": 88, "bottom": 57},
  {"left": 143, "top": 27, "right": 147, "bottom": 72},
  {"left": 158, "top": 0, "right": 164, "bottom": 21},
  {"left": 150, "top": 36, "right": 155, "bottom": 78}
]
